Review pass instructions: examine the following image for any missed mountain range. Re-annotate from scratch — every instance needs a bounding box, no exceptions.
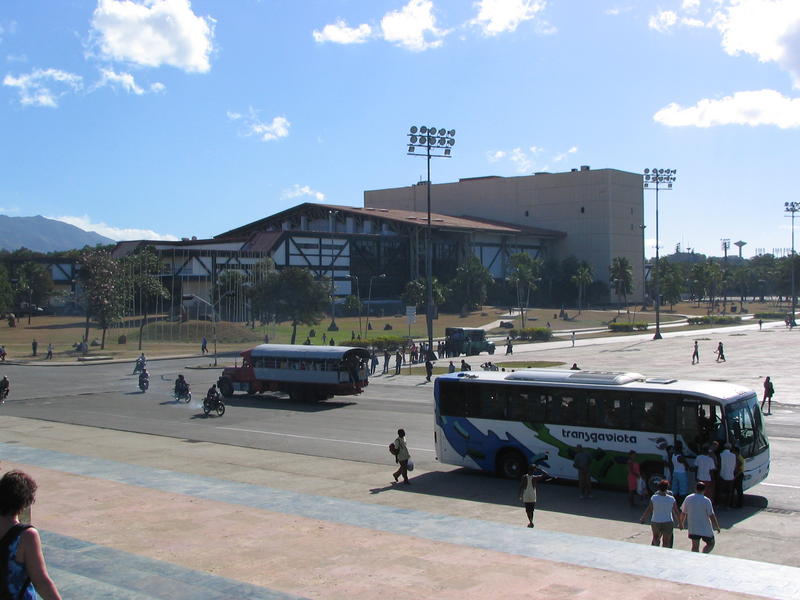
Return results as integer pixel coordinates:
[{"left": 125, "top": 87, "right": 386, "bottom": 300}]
[{"left": 0, "top": 215, "right": 114, "bottom": 252}]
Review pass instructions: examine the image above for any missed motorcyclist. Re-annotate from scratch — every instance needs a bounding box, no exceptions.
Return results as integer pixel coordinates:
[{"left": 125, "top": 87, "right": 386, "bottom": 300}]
[
  {"left": 138, "top": 368, "right": 150, "bottom": 388},
  {"left": 134, "top": 353, "right": 147, "bottom": 373},
  {"left": 174, "top": 374, "right": 189, "bottom": 396},
  {"left": 0, "top": 375, "right": 9, "bottom": 401},
  {"left": 205, "top": 384, "right": 220, "bottom": 406}
]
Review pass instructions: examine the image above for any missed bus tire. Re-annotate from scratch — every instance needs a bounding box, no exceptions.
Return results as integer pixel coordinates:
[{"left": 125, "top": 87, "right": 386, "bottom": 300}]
[
  {"left": 488, "top": 346, "right": 495, "bottom": 355},
  {"left": 497, "top": 449, "right": 526, "bottom": 479},
  {"left": 218, "top": 379, "right": 234, "bottom": 398}
]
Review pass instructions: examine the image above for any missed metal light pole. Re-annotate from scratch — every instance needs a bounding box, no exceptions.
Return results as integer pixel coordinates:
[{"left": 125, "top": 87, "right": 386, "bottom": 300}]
[
  {"left": 643, "top": 168, "right": 676, "bottom": 340},
  {"left": 785, "top": 202, "right": 799, "bottom": 327},
  {"left": 328, "top": 210, "right": 339, "bottom": 331},
  {"left": 347, "top": 274, "right": 361, "bottom": 338},
  {"left": 366, "top": 273, "right": 385, "bottom": 338},
  {"left": 183, "top": 292, "right": 233, "bottom": 366},
  {"left": 407, "top": 126, "right": 455, "bottom": 357}
]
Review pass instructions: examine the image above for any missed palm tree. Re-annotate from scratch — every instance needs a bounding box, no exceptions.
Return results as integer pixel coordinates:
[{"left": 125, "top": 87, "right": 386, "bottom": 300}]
[
  {"left": 570, "top": 265, "right": 593, "bottom": 314},
  {"left": 507, "top": 253, "right": 542, "bottom": 328},
  {"left": 609, "top": 256, "right": 634, "bottom": 316}
]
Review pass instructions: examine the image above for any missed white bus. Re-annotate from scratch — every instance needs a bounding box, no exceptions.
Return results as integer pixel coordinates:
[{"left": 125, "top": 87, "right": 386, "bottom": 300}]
[
  {"left": 434, "top": 369, "right": 770, "bottom": 492},
  {"left": 218, "top": 344, "right": 370, "bottom": 401}
]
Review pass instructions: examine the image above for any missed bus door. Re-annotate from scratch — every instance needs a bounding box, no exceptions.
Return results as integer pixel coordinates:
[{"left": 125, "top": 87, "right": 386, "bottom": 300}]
[{"left": 677, "top": 398, "right": 726, "bottom": 457}]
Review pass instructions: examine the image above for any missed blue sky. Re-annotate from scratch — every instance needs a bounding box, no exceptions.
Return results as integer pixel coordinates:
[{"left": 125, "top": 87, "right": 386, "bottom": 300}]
[{"left": 1, "top": 0, "right": 799, "bottom": 258}]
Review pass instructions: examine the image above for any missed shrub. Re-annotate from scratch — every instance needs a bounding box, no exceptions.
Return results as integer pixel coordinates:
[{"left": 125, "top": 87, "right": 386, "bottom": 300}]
[
  {"left": 608, "top": 322, "right": 648, "bottom": 332},
  {"left": 754, "top": 312, "right": 785, "bottom": 319},
  {"left": 347, "top": 335, "right": 408, "bottom": 351},
  {"left": 508, "top": 327, "right": 553, "bottom": 341},
  {"left": 686, "top": 315, "right": 742, "bottom": 325}
]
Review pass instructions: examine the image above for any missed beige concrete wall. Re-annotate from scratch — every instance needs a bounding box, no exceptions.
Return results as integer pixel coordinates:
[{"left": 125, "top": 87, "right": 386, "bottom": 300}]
[{"left": 365, "top": 169, "right": 644, "bottom": 301}]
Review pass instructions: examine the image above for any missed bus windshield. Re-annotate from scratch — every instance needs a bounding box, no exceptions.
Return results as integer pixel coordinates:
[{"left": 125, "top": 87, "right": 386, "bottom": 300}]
[{"left": 725, "top": 394, "right": 769, "bottom": 458}]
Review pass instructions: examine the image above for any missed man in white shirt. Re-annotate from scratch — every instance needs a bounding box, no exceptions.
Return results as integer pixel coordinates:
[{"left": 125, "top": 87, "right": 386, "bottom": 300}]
[
  {"left": 680, "top": 482, "right": 721, "bottom": 553},
  {"left": 718, "top": 443, "right": 736, "bottom": 508},
  {"left": 694, "top": 446, "right": 717, "bottom": 504},
  {"left": 640, "top": 479, "right": 680, "bottom": 547}
]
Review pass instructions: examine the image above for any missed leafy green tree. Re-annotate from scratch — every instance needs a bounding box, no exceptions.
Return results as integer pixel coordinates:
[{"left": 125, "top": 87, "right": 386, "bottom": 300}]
[
  {"left": 14, "top": 261, "right": 54, "bottom": 309},
  {"left": 0, "top": 264, "right": 13, "bottom": 312},
  {"left": 342, "top": 294, "right": 363, "bottom": 316},
  {"left": 276, "top": 267, "right": 329, "bottom": 344},
  {"left": 447, "top": 256, "right": 493, "bottom": 315},
  {"left": 401, "top": 277, "right": 446, "bottom": 309},
  {"left": 508, "top": 252, "right": 542, "bottom": 328},
  {"left": 78, "top": 249, "right": 125, "bottom": 349},
  {"left": 248, "top": 269, "right": 282, "bottom": 325},
  {"left": 609, "top": 256, "right": 633, "bottom": 314},
  {"left": 570, "top": 264, "right": 593, "bottom": 314},
  {"left": 661, "top": 263, "right": 684, "bottom": 310}
]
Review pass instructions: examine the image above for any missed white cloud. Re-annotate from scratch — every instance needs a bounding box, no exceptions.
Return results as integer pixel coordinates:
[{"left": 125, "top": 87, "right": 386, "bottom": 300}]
[
  {"left": 50, "top": 215, "right": 179, "bottom": 241},
  {"left": 653, "top": 89, "right": 800, "bottom": 128},
  {"left": 487, "top": 150, "right": 507, "bottom": 162},
  {"left": 381, "top": 0, "right": 447, "bottom": 51},
  {"left": 150, "top": 81, "right": 166, "bottom": 92},
  {"left": 471, "top": 0, "right": 546, "bottom": 35},
  {"left": 553, "top": 145, "right": 578, "bottom": 162},
  {"left": 228, "top": 108, "right": 290, "bottom": 142},
  {"left": 716, "top": 0, "right": 800, "bottom": 86},
  {"left": 649, "top": 10, "right": 678, "bottom": 33},
  {"left": 509, "top": 147, "right": 533, "bottom": 172},
  {"left": 682, "top": 0, "right": 700, "bottom": 12},
  {"left": 90, "top": 0, "right": 215, "bottom": 73},
  {"left": 313, "top": 19, "right": 373, "bottom": 44},
  {"left": 487, "top": 144, "right": 577, "bottom": 172},
  {"left": 3, "top": 68, "right": 83, "bottom": 107},
  {"left": 94, "top": 67, "right": 144, "bottom": 94},
  {"left": 282, "top": 184, "right": 326, "bottom": 202}
]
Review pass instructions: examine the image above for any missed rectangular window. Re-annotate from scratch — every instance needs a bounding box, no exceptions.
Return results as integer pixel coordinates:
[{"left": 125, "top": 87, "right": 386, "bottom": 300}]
[{"left": 479, "top": 384, "right": 507, "bottom": 420}]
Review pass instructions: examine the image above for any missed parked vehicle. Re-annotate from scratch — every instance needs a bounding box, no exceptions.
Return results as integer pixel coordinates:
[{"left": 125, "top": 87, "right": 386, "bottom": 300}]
[{"left": 445, "top": 327, "right": 495, "bottom": 356}]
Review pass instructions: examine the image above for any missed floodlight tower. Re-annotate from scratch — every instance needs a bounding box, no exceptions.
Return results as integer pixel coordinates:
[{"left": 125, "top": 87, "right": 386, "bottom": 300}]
[
  {"left": 406, "top": 126, "right": 456, "bottom": 356},
  {"left": 785, "top": 202, "right": 799, "bottom": 327},
  {"left": 643, "top": 168, "right": 677, "bottom": 340}
]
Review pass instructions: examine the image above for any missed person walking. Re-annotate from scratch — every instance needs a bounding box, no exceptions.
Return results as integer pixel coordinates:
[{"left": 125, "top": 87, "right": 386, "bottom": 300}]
[
  {"left": 518, "top": 464, "right": 548, "bottom": 528},
  {"left": 731, "top": 445, "right": 745, "bottom": 508},
  {"left": 394, "top": 350, "right": 402, "bottom": 375},
  {"left": 718, "top": 443, "right": 736, "bottom": 508},
  {"left": 761, "top": 376, "right": 774, "bottom": 415},
  {"left": 680, "top": 482, "right": 721, "bottom": 553},
  {"left": 758, "top": 318, "right": 763, "bottom": 330},
  {"left": 640, "top": 479, "right": 680, "bottom": 548},
  {"left": 201, "top": 336, "right": 208, "bottom": 354},
  {"left": 670, "top": 441, "right": 690, "bottom": 503},
  {"left": 0, "top": 470, "right": 62, "bottom": 599},
  {"left": 715, "top": 341, "right": 726, "bottom": 362},
  {"left": 370, "top": 351, "right": 378, "bottom": 375},
  {"left": 382, "top": 350, "right": 390, "bottom": 374},
  {"left": 573, "top": 444, "right": 593, "bottom": 499},
  {"left": 571, "top": 331, "right": 576, "bottom": 347},
  {"left": 31, "top": 339, "right": 37, "bottom": 357},
  {"left": 45, "top": 343, "right": 53, "bottom": 360},
  {"left": 694, "top": 445, "right": 717, "bottom": 505},
  {"left": 505, "top": 338, "right": 513, "bottom": 355},
  {"left": 691, "top": 340, "right": 699, "bottom": 364},
  {"left": 424, "top": 357, "right": 433, "bottom": 382},
  {"left": 392, "top": 429, "right": 411, "bottom": 484}
]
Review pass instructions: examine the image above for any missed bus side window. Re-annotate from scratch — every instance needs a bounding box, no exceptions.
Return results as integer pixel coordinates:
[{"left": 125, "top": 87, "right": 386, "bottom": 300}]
[
  {"left": 439, "top": 381, "right": 466, "bottom": 416},
  {"left": 480, "top": 384, "right": 507, "bottom": 420}
]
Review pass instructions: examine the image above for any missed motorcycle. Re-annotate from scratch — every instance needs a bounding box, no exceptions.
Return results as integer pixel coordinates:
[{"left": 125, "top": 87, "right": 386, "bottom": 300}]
[
  {"left": 202, "top": 393, "right": 225, "bottom": 417},
  {"left": 138, "top": 376, "right": 149, "bottom": 392},
  {"left": 174, "top": 387, "right": 191, "bottom": 403},
  {"left": 133, "top": 358, "right": 146, "bottom": 374}
]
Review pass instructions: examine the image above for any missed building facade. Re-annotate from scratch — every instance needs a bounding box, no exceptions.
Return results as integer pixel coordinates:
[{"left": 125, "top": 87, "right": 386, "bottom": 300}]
[{"left": 364, "top": 167, "right": 644, "bottom": 300}]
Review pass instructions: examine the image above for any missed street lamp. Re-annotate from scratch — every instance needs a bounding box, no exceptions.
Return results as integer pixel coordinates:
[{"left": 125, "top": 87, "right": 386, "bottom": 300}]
[
  {"left": 347, "top": 274, "right": 362, "bottom": 338},
  {"left": 785, "top": 202, "right": 799, "bottom": 327},
  {"left": 183, "top": 291, "right": 233, "bottom": 366},
  {"left": 328, "top": 210, "right": 340, "bottom": 331},
  {"left": 366, "top": 273, "right": 386, "bottom": 338},
  {"left": 407, "top": 125, "right": 455, "bottom": 356},
  {"left": 643, "top": 167, "right": 677, "bottom": 340}
]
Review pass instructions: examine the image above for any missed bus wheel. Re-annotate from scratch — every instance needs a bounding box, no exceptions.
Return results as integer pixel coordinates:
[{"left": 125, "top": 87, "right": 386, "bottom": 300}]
[
  {"left": 497, "top": 449, "right": 526, "bottom": 479},
  {"left": 488, "top": 346, "right": 495, "bottom": 355},
  {"left": 219, "top": 379, "right": 234, "bottom": 398}
]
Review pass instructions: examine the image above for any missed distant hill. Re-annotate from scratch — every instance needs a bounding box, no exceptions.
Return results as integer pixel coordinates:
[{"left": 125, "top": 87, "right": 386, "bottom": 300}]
[{"left": 0, "top": 215, "right": 114, "bottom": 252}]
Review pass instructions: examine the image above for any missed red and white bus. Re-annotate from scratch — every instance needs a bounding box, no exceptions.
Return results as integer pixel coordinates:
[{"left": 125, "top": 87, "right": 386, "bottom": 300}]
[{"left": 217, "top": 344, "right": 370, "bottom": 401}]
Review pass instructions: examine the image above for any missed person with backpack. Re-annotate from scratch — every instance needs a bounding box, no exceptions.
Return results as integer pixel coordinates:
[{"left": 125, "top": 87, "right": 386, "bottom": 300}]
[
  {"left": 391, "top": 428, "right": 411, "bottom": 484},
  {"left": 0, "top": 470, "right": 61, "bottom": 599}
]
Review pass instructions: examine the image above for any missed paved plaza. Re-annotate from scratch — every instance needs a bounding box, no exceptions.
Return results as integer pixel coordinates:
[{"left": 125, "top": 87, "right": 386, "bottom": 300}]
[{"left": 0, "top": 318, "right": 799, "bottom": 599}]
